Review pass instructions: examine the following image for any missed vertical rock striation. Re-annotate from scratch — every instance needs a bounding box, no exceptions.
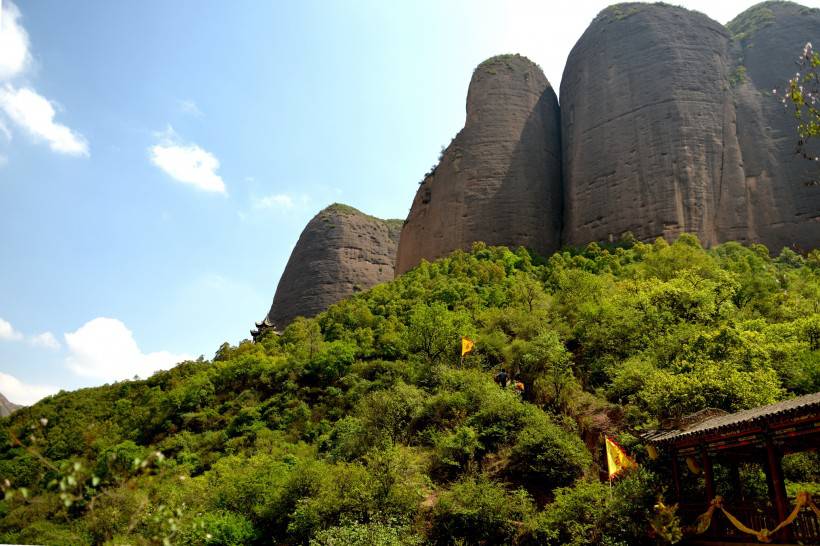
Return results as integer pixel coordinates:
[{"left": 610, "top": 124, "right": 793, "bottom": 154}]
[
  {"left": 395, "top": 54, "right": 562, "bottom": 275},
  {"left": 561, "top": 3, "right": 745, "bottom": 247},
  {"left": 254, "top": 204, "right": 401, "bottom": 335},
  {"left": 560, "top": 2, "right": 819, "bottom": 250},
  {"left": 729, "top": 1, "right": 820, "bottom": 251}
]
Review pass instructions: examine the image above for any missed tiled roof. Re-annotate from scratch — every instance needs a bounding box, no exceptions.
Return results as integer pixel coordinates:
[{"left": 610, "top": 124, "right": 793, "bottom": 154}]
[{"left": 643, "top": 392, "right": 820, "bottom": 444}]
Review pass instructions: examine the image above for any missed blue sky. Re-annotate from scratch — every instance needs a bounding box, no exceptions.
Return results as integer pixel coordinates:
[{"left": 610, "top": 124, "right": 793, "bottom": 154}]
[{"left": 0, "top": 0, "right": 807, "bottom": 405}]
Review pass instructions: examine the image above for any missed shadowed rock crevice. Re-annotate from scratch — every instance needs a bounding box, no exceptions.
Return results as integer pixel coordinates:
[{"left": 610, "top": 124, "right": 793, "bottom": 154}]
[
  {"left": 478, "top": 88, "right": 563, "bottom": 257},
  {"left": 561, "top": 1, "right": 819, "bottom": 250},
  {"left": 728, "top": 1, "right": 820, "bottom": 251},
  {"left": 395, "top": 54, "right": 563, "bottom": 275}
]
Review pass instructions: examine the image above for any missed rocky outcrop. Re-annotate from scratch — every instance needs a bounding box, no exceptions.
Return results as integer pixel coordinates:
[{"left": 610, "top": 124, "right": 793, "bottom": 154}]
[
  {"left": 729, "top": 1, "right": 820, "bottom": 251},
  {"left": 253, "top": 204, "right": 401, "bottom": 335},
  {"left": 560, "top": 2, "right": 819, "bottom": 250},
  {"left": 561, "top": 4, "right": 745, "bottom": 247},
  {"left": 0, "top": 393, "right": 20, "bottom": 417},
  {"left": 254, "top": 4, "right": 820, "bottom": 337},
  {"left": 395, "top": 54, "right": 562, "bottom": 275}
]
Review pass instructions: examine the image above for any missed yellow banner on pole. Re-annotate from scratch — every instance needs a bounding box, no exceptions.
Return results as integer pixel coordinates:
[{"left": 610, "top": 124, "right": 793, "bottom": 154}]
[
  {"left": 461, "top": 337, "right": 475, "bottom": 357},
  {"left": 605, "top": 436, "right": 637, "bottom": 479}
]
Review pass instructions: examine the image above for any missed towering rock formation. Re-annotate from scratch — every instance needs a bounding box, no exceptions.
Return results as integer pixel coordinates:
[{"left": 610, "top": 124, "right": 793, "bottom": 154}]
[
  {"left": 254, "top": 3, "right": 820, "bottom": 335},
  {"left": 729, "top": 1, "right": 820, "bottom": 251},
  {"left": 395, "top": 54, "right": 562, "bottom": 275},
  {"left": 561, "top": 3, "right": 745, "bottom": 247},
  {"left": 0, "top": 392, "right": 20, "bottom": 417},
  {"left": 560, "top": 2, "right": 819, "bottom": 250},
  {"left": 253, "top": 204, "right": 401, "bottom": 335}
]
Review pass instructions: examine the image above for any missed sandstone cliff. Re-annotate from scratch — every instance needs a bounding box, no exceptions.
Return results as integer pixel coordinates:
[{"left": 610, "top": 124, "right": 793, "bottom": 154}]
[
  {"left": 254, "top": 204, "right": 401, "bottom": 335},
  {"left": 256, "top": 3, "right": 820, "bottom": 333},
  {"left": 395, "top": 54, "right": 562, "bottom": 275},
  {"left": 560, "top": 2, "right": 819, "bottom": 250},
  {"left": 0, "top": 392, "right": 20, "bottom": 417},
  {"left": 729, "top": 1, "right": 820, "bottom": 251},
  {"left": 561, "top": 3, "right": 746, "bottom": 247}
]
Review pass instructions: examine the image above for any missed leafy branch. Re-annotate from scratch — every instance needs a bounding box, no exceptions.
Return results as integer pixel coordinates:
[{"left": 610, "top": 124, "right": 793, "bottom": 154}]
[{"left": 775, "top": 42, "right": 820, "bottom": 179}]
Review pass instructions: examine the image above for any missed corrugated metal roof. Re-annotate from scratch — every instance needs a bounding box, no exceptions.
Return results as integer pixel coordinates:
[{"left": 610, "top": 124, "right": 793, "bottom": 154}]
[{"left": 643, "top": 391, "right": 820, "bottom": 444}]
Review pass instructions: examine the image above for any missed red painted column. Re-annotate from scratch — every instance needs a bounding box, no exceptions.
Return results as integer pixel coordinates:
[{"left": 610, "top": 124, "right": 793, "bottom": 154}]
[
  {"left": 729, "top": 461, "right": 743, "bottom": 502},
  {"left": 701, "top": 447, "right": 716, "bottom": 539},
  {"left": 671, "top": 450, "right": 682, "bottom": 502},
  {"left": 701, "top": 447, "right": 715, "bottom": 503},
  {"left": 764, "top": 435, "right": 792, "bottom": 542}
]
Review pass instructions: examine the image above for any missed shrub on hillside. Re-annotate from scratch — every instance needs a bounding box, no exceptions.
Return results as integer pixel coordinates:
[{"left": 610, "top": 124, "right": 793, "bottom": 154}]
[
  {"left": 428, "top": 476, "right": 533, "bottom": 545},
  {"left": 310, "top": 520, "right": 423, "bottom": 546},
  {"left": 508, "top": 418, "right": 591, "bottom": 490},
  {"left": 522, "top": 468, "right": 664, "bottom": 546}
]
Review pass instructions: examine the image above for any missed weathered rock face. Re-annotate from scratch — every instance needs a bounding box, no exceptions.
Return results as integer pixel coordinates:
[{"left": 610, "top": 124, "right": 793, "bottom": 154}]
[
  {"left": 257, "top": 204, "right": 401, "bottom": 332},
  {"left": 0, "top": 392, "right": 20, "bottom": 417},
  {"left": 395, "top": 54, "right": 562, "bottom": 275},
  {"left": 560, "top": 2, "right": 819, "bottom": 250},
  {"left": 729, "top": 2, "right": 820, "bottom": 251},
  {"left": 255, "top": 4, "right": 819, "bottom": 335},
  {"left": 561, "top": 4, "right": 744, "bottom": 247}
]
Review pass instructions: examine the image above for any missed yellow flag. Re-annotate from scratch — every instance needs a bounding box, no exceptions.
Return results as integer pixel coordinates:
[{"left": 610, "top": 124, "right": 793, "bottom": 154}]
[
  {"left": 461, "top": 337, "right": 475, "bottom": 356},
  {"left": 605, "top": 436, "right": 637, "bottom": 479}
]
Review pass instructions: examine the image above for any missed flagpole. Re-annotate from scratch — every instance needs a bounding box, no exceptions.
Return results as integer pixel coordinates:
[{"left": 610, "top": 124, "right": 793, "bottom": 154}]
[{"left": 604, "top": 434, "right": 612, "bottom": 499}]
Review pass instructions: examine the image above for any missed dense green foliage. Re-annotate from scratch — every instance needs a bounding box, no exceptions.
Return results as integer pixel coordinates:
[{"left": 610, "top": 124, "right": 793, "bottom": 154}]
[{"left": 1, "top": 236, "right": 818, "bottom": 545}]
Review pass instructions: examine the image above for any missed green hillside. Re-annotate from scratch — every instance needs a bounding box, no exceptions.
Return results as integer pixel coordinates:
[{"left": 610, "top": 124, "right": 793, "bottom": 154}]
[{"left": 1, "top": 236, "right": 818, "bottom": 545}]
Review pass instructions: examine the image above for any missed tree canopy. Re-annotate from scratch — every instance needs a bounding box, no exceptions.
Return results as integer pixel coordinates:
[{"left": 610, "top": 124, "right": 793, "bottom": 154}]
[{"left": 1, "top": 237, "right": 818, "bottom": 545}]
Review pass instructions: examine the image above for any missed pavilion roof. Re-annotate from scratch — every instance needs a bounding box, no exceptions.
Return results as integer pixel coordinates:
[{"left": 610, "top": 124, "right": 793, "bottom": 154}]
[{"left": 643, "top": 392, "right": 820, "bottom": 445}]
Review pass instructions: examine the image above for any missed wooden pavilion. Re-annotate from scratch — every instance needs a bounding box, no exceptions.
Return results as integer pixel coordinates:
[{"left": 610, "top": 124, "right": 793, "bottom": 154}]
[{"left": 643, "top": 392, "right": 820, "bottom": 545}]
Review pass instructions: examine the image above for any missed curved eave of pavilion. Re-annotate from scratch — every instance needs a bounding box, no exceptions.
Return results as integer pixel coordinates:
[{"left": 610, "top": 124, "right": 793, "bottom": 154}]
[
  {"left": 642, "top": 391, "right": 820, "bottom": 447},
  {"left": 250, "top": 314, "right": 281, "bottom": 341}
]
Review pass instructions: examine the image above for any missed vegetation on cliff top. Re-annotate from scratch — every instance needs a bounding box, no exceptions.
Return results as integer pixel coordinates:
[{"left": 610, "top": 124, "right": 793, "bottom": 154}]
[
  {"left": 321, "top": 203, "right": 402, "bottom": 230},
  {"left": 1, "top": 236, "right": 818, "bottom": 545},
  {"left": 474, "top": 54, "right": 542, "bottom": 78},
  {"left": 726, "top": 2, "right": 776, "bottom": 41}
]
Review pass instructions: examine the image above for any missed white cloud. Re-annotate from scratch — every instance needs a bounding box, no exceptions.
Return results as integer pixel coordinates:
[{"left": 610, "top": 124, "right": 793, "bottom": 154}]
[
  {"left": 0, "top": 319, "right": 61, "bottom": 349},
  {"left": 0, "top": 86, "right": 89, "bottom": 156},
  {"left": 65, "top": 317, "right": 190, "bottom": 381},
  {"left": 149, "top": 126, "right": 226, "bottom": 193},
  {"left": 0, "top": 2, "right": 88, "bottom": 159},
  {"left": 253, "top": 193, "right": 294, "bottom": 209},
  {"left": 178, "top": 99, "right": 202, "bottom": 117},
  {"left": 0, "top": 0, "right": 30, "bottom": 81},
  {"left": 0, "top": 371, "right": 58, "bottom": 406},
  {"left": 0, "top": 118, "right": 11, "bottom": 140},
  {"left": 0, "top": 317, "right": 22, "bottom": 341},
  {"left": 0, "top": 154, "right": 6, "bottom": 167},
  {"left": 29, "top": 331, "right": 59, "bottom": 350}
]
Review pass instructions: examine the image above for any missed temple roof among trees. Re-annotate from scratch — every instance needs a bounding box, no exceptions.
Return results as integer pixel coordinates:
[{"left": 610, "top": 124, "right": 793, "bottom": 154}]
[{"left": 644, "top": 392, "right": 820, "bottom": 445}]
